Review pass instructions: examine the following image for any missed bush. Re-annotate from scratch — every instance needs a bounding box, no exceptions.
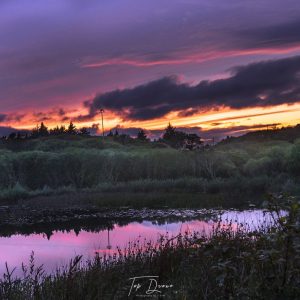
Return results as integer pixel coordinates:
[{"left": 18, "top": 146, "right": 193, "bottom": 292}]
[
  {"left": 288, "top": 142, "right": 300, "bottom": 175},
  {"left": 0, "top": 138, "right": 300, "bottom": 201}
]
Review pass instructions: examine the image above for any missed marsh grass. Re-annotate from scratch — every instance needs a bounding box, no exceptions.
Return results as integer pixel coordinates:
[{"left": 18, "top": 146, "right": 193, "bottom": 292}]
[
  {"left": 0, "top": 177, "right": 265, "bottom": 208},
  {"left": 1, "top": 197, "right": 299, "bottom": 299}
]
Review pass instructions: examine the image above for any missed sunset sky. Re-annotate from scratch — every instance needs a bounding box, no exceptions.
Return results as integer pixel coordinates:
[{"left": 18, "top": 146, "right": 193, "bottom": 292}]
[{"left": 1, "top": 0, "right": 300, "bottom": 140}]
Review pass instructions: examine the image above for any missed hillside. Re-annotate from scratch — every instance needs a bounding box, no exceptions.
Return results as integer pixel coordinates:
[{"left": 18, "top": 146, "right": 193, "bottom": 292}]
[{"left": 220, "top": 124, "right": 300, "bottom": 144}]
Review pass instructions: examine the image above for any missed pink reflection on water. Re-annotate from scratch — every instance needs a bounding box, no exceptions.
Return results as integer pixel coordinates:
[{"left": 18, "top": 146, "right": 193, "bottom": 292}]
[
  {"left": 0, "top": 220, "right": 214, "bottom": 277},
  {"left": 0, "top": 210, "right": 277, "bottom": 277}
]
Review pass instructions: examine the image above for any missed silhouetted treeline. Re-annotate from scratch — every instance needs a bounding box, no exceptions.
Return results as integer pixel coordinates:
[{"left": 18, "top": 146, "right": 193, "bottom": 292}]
[
  {"left": 2, "top": 122, "right": 90, "bottom": 141},
  {"left": 1, "top": 122, "right": 203, "bottom": 150}
]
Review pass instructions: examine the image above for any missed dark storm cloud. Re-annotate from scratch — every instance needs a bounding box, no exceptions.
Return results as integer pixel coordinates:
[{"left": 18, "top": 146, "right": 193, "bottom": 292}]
[{"left": 85, "top": 56, "right": 300, "bottom": 120}]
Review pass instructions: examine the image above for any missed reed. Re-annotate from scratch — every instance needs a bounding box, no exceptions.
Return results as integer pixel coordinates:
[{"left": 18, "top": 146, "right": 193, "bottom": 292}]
[{"left": 1, "top": 198, "right": 299, "bottom": 299}]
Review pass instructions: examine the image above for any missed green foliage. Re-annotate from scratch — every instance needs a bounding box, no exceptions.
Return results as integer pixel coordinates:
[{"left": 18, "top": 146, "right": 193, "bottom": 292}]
[
  {"left": 1, "top": 137, "right": 300, "bottom": 202},
  {"left": 288, "top": 140, "right": 300, "bottom": 175},
  {"left": 0, "top": 183, "right": 28, "bottom": 201}
]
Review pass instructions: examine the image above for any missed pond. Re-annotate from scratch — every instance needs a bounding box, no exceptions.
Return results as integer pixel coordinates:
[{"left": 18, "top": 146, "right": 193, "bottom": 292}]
[{"left": 0, "top": 209, "right": 277, "bottom": 278}]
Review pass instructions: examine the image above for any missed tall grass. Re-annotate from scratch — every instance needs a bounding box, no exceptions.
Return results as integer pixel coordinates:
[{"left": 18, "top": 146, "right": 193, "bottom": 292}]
[{"left": 1, "top": 198, "right": 299, "bottom": 299}]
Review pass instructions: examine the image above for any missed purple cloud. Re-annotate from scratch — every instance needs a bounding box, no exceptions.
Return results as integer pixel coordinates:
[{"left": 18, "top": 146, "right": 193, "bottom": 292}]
[
  {"left": 82, "top": 56, "right": 300, "bottom": 120},
  {"left": 1, "top": 0, "right": 300, "bottom": 116}
]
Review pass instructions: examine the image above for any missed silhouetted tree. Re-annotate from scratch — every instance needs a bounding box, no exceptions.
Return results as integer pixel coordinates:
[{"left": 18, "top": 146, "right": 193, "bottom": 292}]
[
  {"left": 31, "top": 124, "right": 40, "bottom": 138},
  {"left": 67, "top": 121, "right": 76, "bottom": 134},
  {"left": 38, "top": 122, "right": 49, "bottom": 136},
  {"left": 162, "top": 123, "right": 202, "bottom": 149},
  {"left": 137, "top": 129, "right": 148, "bottom": 141},
  {"left": 50, "top": 126, "right": 61, "bottom": 135},
  {"left": 163, "top": 123, "right": 176, "bottom": 140},
  {"left": 186, "top": 133, "right": 202, "bottom": 145},
  {"left": 59, "top": 125, "right": 66, "bottom": 134},
  {"left": 182, "top": 133, "right": 203, "bottom": 150},
  {"left": 162, "top": 123, "right": 186, "bottom": 147},
  {"left": 79, "top": 127, "right": 90, "bottom": 135}
]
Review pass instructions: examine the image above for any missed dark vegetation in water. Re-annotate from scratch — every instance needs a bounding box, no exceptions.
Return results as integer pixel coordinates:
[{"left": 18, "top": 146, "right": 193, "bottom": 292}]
[{"left": 0, "top": 197, "right": 299, "bottom": 299}]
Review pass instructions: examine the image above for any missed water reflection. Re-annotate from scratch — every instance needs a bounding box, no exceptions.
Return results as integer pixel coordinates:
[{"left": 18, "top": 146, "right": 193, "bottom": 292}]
[{"left": 0, "top": 209, "right": 279, "bottom": 277}]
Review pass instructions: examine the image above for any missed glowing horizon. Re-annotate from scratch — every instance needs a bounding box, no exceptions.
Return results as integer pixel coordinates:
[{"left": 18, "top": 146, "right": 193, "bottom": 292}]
[{"left": 1, "top": 1, "right": 300, "bottom": 139}]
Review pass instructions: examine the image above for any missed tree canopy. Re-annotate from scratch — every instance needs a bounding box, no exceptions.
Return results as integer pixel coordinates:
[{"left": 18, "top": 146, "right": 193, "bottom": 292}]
[
  {"left": 162, "top": 123, "right": 202, "bottom": 149},
  {"left": 137, "top": 129, "right": 148, "bottom": 141}
]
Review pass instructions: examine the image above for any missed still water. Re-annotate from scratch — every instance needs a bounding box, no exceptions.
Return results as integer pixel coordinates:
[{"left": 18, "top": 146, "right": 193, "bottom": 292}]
[{"left": 0, "top": 209, "right": 276, "bottom": 277}]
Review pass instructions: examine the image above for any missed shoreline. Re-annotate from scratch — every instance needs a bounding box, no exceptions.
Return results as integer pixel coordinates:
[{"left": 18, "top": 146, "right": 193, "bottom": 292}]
[
  {"left": 0, "top": 205, "right": 221, "bottom": 237},
  {"left": 0, "top": 190, "right": 261, "bottom": 236}
]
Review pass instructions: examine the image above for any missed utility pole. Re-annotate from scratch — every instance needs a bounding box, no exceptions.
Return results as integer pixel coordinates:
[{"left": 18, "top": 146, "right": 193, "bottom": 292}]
[
  {"left": 107, "top": 228, "right": 112, "bottom": 250},
  {"left": 99, "top": 108, "right": 104, "bottom": 136}
]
